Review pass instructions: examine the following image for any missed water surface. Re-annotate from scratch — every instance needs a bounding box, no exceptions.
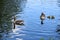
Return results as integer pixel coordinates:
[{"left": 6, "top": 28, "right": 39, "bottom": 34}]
[{"left": 7, "top": 0, "right": 60, "bottom": 40}]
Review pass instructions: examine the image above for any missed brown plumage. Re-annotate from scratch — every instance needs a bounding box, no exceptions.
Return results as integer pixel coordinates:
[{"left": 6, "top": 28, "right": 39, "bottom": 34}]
[
  {"left": 13, "top": 16, "right": 24, "bottom": 29},
  {"left": 47, "top": 16, "right": 50, "bottom": 19},
  {"left": 51, "top": 16, "right": 55, "bottom": 19},
  {"left": 47, "top": 16, "right": 55, "bottom": 19},
  {"left": 15, "top": 20, "right": 24, "bottom": 25}
]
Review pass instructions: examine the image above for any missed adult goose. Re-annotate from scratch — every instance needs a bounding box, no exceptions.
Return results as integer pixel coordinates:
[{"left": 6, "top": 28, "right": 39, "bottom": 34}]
[
  {"left": 40, "top": 12, "right": 45, "bottom": 20},
  {"left": 15, "top": 20, "right": 24, "bottom": 25},
  {"left": 40, "top": 12, "right": 45, "bottom": 24},
  {"left": 13, "top": 16, "right": 24, "bottom": 29}
]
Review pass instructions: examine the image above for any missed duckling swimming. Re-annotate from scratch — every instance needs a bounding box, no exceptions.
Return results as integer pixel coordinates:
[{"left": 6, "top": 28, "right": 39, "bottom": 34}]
[
  {"left": 47, "top": 16, "right": 55, "bottom": 19},
  {"left": 47, "top": 16, "right": 50, "bottom": 19},
  {"left": 51, "top": 16, "right": 55, "bottom": 19}
]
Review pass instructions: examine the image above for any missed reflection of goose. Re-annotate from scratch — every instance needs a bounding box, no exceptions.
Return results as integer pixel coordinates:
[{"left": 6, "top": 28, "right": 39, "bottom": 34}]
[{"left": 40, "top": 12, "right": 45, "bottom": 20}]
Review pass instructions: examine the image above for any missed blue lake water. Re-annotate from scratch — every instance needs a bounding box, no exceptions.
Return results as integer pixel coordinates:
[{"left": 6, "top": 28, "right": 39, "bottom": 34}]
[{"left": 6, "top": 0, "right": 60, "bottom": 40}]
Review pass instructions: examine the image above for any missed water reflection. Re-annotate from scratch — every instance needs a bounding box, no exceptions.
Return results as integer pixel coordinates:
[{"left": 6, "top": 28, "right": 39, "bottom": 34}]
[
  {"left": 57, "top": 0, "right": 60, "bottom": 7},
  {"left": 0, "top": 0, "right": 26, "bottom": 40},
  {"left": 0, "top": 0, "right": 60, "bottom": 40}
]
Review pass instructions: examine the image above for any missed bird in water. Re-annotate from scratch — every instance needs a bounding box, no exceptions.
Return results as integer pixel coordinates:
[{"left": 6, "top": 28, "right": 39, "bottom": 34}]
[
  {"left": 47, "top": 16, "right": 55, "bottom": 19},
  {"left": 51, "top": 16, "right": 55, "bottom": 19},
  {"left": 40, "top": 12, "right": 45, "bottom": 20},
  {"left": 40, "top": 12, "right": 45, "bottom": 24},
  {"left": 13, "top": 16, "right": 24, "bottom": 29},
  {"left": 47, "top": 16, "right": 50, "bottom": 19},
  {"left": 15, "top": 20, "right": 24, "bottom": 25}
]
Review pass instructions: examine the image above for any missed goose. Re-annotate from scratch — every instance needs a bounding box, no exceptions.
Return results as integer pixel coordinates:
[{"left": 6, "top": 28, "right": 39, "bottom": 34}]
[
  {"left": 40, "top": 12, "right": 45, "bottom": 20},
  {"left": 40, "top": 12, "right": 45, "bottom": 24},
  {"left": 15, "top": 20, "right": 24, "bottom": 25},
  {"left": 13, "top": 16, "right": 24, "bottom": 29}
]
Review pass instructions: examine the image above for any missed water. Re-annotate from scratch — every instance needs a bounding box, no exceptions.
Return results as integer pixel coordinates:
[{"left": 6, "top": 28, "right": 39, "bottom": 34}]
[{"left": 6, "top": 0, "right": 60, "bottom": 40}]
